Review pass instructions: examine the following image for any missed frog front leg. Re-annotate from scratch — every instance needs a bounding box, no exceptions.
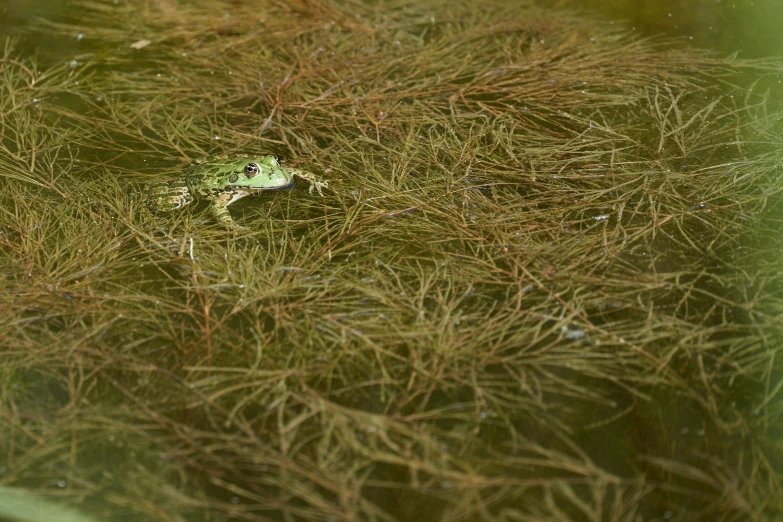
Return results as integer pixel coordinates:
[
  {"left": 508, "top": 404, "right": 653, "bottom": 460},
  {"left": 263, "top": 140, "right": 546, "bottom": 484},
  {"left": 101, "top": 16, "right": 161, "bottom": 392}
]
[
  {"left": 290, "top": 169, "right": 329, "bottom": 196},
  {"left": 208, "top": 194, "right": 241, "bottom": 228}
]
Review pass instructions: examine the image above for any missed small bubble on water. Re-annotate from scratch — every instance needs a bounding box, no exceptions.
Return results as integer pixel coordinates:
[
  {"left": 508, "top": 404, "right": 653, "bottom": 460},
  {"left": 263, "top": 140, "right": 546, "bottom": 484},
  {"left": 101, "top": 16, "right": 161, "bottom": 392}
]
[
  {"left": 57, "top": 480, "right": 67, "bottom": 488},
  {"left": 230, "top": 496, "right": 239, "bottom": 504},
  {"left": 77, "top": 33, "right": 84, "bottom": 41},
  {"left": 561, "top": 324, "right": 586, "bottom": 341}
]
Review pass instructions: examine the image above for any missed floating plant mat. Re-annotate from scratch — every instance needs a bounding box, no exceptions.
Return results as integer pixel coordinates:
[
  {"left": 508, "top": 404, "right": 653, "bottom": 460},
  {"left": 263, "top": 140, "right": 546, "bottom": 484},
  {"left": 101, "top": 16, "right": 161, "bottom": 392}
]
[{"left": 1, "top": 0, "right": 783, "bottom": 520}]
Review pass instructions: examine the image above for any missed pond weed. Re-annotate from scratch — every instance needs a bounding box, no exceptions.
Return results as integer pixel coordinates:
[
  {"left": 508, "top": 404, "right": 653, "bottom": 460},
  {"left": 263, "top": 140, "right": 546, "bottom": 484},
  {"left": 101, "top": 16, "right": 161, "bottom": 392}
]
[{"left": 1, "top": 1, "right": 783, "bottom": 520}]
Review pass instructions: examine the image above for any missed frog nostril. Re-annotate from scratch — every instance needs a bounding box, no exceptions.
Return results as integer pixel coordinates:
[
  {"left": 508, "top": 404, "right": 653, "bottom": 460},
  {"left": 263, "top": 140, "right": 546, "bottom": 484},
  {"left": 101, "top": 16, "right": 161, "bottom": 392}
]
[{"left": 228, "top": 174, "right": 239, "bottom": 183}]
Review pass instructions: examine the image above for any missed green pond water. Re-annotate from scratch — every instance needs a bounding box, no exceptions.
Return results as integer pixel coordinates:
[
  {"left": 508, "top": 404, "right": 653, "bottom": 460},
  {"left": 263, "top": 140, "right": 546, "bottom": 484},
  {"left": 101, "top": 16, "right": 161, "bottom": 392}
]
[{"left": 1, "top": 1, "right": 782, "bottom": 521}]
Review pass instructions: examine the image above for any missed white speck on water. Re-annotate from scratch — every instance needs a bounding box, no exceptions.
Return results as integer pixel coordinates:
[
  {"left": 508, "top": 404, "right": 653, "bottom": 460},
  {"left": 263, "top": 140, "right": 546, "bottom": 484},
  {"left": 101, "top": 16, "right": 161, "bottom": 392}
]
[
  {"left": 214, "top": 136, "right": 220, "bottom": 140},
  {"left": 561, "top": 324, "right": 586, "bottom": 341},
  {"left": 230, "top": 496, "right": 239, "bottom": 504},
  {"left": 57, "top": 480, "right": 67, "bottom": 488},
  {"left": 594, "top": 214, "right": 609, "bottom": 221},
  {"left": 77, "top": 33, "right": 83, "bottom": 41}
]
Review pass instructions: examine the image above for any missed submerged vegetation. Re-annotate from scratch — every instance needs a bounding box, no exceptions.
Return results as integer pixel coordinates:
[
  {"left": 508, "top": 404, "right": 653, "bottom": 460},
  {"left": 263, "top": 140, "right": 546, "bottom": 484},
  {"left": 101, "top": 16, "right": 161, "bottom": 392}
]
[{"left": 1, "top": 0, "right": 783, "bottom": 520}]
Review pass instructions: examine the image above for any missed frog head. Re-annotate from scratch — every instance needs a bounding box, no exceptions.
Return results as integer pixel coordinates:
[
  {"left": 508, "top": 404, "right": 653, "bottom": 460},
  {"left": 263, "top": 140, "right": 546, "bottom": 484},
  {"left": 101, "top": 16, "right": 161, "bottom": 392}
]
[{"left": 220, "top": 155, "right": 294, "bottom": 191}]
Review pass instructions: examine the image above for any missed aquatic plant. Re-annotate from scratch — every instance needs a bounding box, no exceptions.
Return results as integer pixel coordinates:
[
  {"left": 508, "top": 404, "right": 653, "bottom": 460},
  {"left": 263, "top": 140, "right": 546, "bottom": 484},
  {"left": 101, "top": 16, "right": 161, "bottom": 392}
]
[{"left": 1, "top": 0, "right": 783, "bottom": 520}]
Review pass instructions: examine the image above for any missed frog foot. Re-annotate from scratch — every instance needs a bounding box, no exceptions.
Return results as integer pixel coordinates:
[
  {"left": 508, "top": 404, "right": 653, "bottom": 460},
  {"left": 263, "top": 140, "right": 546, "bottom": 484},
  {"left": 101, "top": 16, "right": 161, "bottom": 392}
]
[{"left": 291, "top": 170, "right": 329, "bottom": 196}]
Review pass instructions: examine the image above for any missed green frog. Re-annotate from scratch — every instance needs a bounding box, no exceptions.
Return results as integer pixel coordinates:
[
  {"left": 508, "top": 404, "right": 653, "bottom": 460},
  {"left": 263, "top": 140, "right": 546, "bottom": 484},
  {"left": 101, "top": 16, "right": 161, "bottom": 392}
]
[{"left": 147, "top": 155, "right": 328, "bottom": 228}]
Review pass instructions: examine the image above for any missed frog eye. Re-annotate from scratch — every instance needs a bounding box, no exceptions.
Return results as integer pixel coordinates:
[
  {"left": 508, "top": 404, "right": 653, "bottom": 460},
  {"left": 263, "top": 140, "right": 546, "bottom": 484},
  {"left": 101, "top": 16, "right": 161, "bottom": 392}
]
[
  {"left": 272, "top": 155, "right": 280, "bottom": 164},
  {"left": 244, "top": 162, "right": 259, "bottom": 177}
]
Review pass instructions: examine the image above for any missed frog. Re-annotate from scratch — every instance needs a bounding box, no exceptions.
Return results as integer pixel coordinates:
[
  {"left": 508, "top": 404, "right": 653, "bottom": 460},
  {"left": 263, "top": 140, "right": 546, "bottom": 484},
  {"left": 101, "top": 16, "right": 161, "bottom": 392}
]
[{"left": 147, "top": 154, "right": 328, "bottom": 228}]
